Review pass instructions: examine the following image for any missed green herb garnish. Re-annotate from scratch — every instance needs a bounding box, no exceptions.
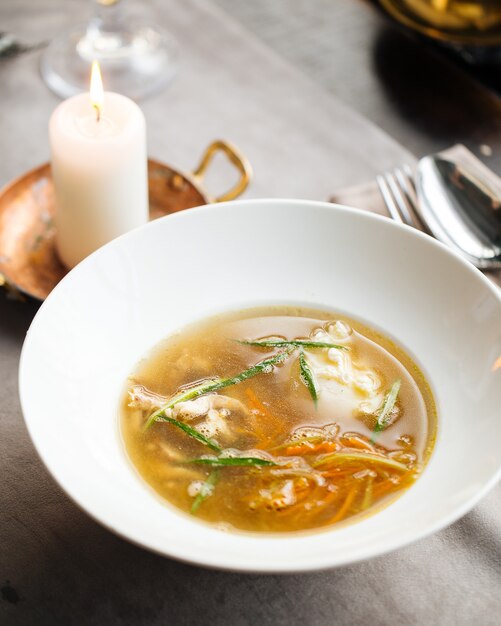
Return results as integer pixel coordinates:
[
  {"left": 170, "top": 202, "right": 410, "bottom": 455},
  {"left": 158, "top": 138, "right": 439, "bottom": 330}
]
[
  {"left": 155, "top": 415, "right": 222, "bottom": 452},
  {"left": 299, "top": 351, "right": 318, "bottom": 407},
  {"left": 190, "top": 456, "right": 276, "bottom": 467},
  {"left": 144, "top": 350, "right": 291, "bottom": 431},
  {"left": 371, "top": 379, "right": 401, "bottom": 443},
  {"left": 190, "top": 470, "right": 219, "bottom": 514},
  {"left": 238, "top": 339, "right": 348, "bottom": 351}
]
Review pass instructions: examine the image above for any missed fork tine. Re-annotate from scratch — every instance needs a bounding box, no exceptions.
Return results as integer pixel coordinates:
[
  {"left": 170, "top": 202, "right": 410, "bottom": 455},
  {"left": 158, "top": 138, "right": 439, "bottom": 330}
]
[
  {"left": 395, "top": 168, "right": 417, "bottom": 209},
  {"left": 386, "top": 172, "right": 415, "bottom": 226},
  {"left": 376, "top": 174, "right": 404, "bottom": 224},
  {"left": 396, "top": 166, "right": 431, "bottom": 233},
  {"left": 403, "top": 164, "right": 416, "bottom": 192}
]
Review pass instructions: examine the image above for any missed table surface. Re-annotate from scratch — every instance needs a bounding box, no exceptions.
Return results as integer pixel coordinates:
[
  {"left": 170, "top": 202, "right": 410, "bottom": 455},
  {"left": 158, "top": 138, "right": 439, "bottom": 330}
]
[
  {"left": 1, "top": 1, "right": 500, "bottom": 625},
  {"left": 215, "top": 0, "right": 501, "bottom": 167}
]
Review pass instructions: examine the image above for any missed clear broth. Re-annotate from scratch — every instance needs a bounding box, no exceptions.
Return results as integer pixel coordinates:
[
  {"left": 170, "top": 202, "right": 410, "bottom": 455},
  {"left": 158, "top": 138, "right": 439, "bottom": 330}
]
[{"left": 121, "top": 306, "right": 437, "bottom": 533}]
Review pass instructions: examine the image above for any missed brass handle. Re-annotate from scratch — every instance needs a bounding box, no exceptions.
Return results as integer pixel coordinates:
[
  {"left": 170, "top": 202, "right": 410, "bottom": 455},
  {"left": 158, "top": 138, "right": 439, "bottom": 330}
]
[{"left": 192, "top": 140, "right": 252, "bottom": 203}]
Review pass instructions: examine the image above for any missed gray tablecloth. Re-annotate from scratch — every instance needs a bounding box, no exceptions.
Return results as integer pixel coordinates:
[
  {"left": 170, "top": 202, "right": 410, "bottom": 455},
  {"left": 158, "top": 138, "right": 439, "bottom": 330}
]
[{"left": 0, "top": 1, "right": 499, "bottom": 625}]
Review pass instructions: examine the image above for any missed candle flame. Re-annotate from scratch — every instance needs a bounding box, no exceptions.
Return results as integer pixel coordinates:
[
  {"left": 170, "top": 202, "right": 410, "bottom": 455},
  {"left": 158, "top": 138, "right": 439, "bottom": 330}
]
[
  {"left": 90, "top": 60, "right": 104, "bottom": 121},
  {"left": 492, "top": 356, "right": 501, "bottom": 372}
]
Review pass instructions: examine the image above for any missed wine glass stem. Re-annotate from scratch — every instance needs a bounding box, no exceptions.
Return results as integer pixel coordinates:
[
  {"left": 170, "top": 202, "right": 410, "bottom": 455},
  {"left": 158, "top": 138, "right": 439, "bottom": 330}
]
[
  {"left": 93, "top": 0, "right": 125, "bottom": 34},
  {"left": 81, "top": 0, "right": 129, "bottom": 58}
]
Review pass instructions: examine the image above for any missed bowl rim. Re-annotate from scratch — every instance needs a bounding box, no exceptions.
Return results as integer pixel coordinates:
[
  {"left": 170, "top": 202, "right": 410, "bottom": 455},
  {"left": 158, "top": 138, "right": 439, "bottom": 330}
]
[{"left": 18, "top": 198, "right": 501, "bottom": 573}]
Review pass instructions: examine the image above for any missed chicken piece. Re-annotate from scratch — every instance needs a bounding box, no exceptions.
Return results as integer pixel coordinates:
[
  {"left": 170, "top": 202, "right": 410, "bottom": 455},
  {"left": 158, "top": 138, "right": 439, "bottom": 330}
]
[
  {"left": 173, "top": 395, "right": 249, "bottom": 441},
  {"left": 128, "top": 385, "right": 247, "bottom": 416},
  {"left": 128, "top": 384, "right": 250, "bottom": 442},
  {"left": 173, "top": 394, "right": 248, "bottom": 420},
  {"left": 128, "top": 384, "right": 166, "bottom": 410},
  {"left": 255, "top": 480, "right": 297, "bottom": 511}
]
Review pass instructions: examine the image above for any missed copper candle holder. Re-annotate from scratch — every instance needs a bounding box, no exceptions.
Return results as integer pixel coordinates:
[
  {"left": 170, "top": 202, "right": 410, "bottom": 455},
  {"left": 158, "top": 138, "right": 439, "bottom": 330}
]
[{"left": 0, "top": 140, "right": 251, "bottom": 301}]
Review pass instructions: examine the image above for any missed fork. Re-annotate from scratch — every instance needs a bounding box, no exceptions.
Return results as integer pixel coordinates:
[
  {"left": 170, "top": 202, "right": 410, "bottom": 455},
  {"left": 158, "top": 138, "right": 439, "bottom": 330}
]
[
  {"left": 377, "top": 160, "right": 501, "bottom": 272},
  {"left": 376, "top": 166, "right": 428, "bottom": 231}
]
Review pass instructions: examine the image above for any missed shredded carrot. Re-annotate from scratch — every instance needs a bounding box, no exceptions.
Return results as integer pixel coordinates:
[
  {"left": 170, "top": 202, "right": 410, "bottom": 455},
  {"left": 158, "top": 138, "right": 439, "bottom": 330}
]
[
  {"left": 340, "top": 437, "right": 375, "bottom": 451},
  {"left": 294, "top": 488, "right": 314, "bottom": 502},
  {"left": 284, "top": 441, "right": 337, "bottom": 456},
  {"left": 372, "top": 479, "right": 399, "bottom": 500},
  {"left": 321, "top": 468, "right": 364, "bottom": 479},
  {"left": 283, "top": 487, "right": 338, "bottom": 518},
  {"left": 327, "top": 487, "right": 358, "bottom": 524},
  {"left": 371, "top": 472, "right": 415, "bottom": 500},
  {"left": 361, "top": 477, "right": 374, "bottom": 510},
  {"left": 244, "top": 388, "right": 284, "bottom": 444},
  {"left": 245, "top": 388, "right": 274, "bottom": 419},
  {"left": 307, "top": 441, "right": 334, "bottom": 454},
  {"left": 286, "top": 487, "right": 319, "bottom": 511},
  {"left": 283, "top": 443, "right": 314, "bottom": 456},
  {"left": 319, "top": 487, "right": 339, "bottom": 507}
]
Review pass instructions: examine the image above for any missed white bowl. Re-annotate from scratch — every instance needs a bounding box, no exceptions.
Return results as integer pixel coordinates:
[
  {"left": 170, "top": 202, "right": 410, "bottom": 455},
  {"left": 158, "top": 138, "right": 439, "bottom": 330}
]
[{"left": 19, "top": 199, "right": 501, "bottom": 572}]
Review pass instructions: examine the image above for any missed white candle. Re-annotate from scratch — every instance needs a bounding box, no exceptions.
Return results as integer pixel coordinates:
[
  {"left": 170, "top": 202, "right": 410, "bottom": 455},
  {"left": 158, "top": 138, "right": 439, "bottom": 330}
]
[{"left": 49, "top": 62, "right": 148, "bottom": 269}]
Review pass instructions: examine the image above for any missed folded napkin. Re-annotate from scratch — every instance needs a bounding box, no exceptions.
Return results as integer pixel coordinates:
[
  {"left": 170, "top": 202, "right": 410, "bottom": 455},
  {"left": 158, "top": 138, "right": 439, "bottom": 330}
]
[{"left": 330, "top": 145, "right": 500, "bottom": 288}]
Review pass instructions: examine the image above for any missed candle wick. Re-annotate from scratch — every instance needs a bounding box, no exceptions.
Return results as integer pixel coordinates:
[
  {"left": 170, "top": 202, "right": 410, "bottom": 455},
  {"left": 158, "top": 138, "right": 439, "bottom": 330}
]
[{"left": 93, "top": 104, "right": 101, "bottom": 123}]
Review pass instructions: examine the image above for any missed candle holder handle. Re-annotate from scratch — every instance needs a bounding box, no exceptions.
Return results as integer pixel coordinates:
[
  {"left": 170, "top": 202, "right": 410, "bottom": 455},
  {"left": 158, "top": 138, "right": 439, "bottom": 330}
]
[{"left": 192, "top": 140, "right": 252, "bottom": 203}]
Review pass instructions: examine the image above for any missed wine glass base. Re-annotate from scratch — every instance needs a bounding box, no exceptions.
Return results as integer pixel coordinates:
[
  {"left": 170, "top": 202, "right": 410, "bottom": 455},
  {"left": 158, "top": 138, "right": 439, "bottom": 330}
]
[{"left": 40, "top": 22, "right": 178, "bottom": 101}]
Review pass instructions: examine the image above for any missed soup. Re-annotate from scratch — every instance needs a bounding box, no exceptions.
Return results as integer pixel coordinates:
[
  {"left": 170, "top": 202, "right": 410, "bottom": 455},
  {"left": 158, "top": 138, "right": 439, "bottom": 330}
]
[{"left": 121, "top": 307, "right": 436, "bottom": 533}]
